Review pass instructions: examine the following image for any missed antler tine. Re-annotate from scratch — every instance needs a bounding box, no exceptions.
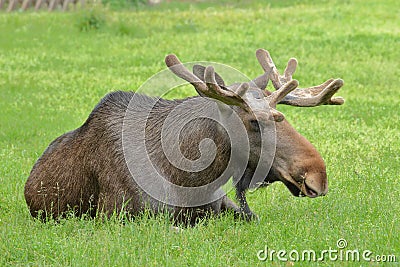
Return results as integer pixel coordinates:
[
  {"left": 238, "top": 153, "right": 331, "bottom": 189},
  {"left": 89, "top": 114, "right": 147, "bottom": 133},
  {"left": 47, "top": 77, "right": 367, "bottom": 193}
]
[
  {"left": 204, "top": 66, "right": 250, "bottom": 108},
  {"left": 193, "top": 64, "right": 226, "bottom": 87},
  {"left": 284, "top": 58, "right": 298, "bottom": 82},
  {"left": 267, "top": 80, "right": 299, "bottom": 108},
  {"left": 250, "top": 66, "right": 273, "bottom": 90},
  {"left": 235, "top": 82, "right": 249, "bottom": 97},
  {"left": 316, "top": 79, "right": 344, "bottom": 104},
  {"left": 256, "top": 49, "right": 284, "bottom": 90},
  {"left": 327, "top": 96, "right": 345, "bottom": 105},
  {"left": 165, "top": 54, "right": 208, "bottom": 95}
]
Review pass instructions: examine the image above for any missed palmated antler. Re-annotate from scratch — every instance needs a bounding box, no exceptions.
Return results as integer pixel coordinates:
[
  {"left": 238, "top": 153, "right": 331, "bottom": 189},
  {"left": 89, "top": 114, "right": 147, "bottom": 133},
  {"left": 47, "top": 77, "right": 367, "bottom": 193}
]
[
  {"left": 165, "top": 54, "right": 250, "bottom": 110},
  {"left": 256, "top": 49, "right": 345, "bottom": 107}
]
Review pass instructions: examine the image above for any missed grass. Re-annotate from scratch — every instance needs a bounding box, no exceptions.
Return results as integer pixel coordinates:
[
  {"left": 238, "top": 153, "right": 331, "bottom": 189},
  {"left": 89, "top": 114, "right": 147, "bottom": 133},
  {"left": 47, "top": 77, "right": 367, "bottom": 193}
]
[{"left": 0, "top": 0, "right": 399, "bottom": 266}]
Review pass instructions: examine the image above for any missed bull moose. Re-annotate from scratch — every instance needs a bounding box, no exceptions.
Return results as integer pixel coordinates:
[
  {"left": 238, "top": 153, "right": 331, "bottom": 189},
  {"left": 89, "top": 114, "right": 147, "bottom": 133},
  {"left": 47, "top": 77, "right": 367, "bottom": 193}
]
[{"left": 24, "top": 49, "right": 344, "bottom": 224}]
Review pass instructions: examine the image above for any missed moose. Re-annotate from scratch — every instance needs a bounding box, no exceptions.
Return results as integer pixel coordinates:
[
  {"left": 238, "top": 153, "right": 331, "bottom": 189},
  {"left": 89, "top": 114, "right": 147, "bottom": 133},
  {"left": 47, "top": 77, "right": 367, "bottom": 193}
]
[{"left": 24, "top": 49, "right": 344, "bottom": 224}]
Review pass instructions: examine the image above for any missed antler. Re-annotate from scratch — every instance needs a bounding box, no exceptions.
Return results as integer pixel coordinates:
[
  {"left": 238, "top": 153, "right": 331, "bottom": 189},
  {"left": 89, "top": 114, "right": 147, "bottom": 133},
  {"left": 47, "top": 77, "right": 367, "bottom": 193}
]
[
  {"left": 256, "top": 49, "right": 345, "bottom": 107},
  {"left": 165, "top": 54, "right": 250, "bottom": 110}
]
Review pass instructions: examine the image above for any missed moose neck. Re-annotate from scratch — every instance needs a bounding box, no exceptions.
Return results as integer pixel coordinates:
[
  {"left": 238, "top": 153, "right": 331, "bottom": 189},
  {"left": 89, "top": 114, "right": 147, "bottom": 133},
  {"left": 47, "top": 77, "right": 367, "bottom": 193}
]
[{"left": 144, "top": 96, "right": 233, "bottom": 188}]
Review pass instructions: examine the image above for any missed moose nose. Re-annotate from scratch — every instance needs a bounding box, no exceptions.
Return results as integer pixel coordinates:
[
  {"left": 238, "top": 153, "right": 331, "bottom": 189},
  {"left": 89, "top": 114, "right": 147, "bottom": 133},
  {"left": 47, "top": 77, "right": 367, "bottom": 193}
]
[
  {"left": 319, "top": 187, "right": 328, "bottom": 196},
  {"left": 304, "top": 173, "right": 328, "bottom": 197}
]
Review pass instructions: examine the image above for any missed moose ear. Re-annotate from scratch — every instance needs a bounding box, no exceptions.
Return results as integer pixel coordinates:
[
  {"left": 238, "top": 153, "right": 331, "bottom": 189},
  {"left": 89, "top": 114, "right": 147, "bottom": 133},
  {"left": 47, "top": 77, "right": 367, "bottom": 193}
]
[
  {"left": 270, "top": 109, "right": 285, "bottom": 122},
  {"left": 193, "top": 64, "right": 226, "bottom": 87}
]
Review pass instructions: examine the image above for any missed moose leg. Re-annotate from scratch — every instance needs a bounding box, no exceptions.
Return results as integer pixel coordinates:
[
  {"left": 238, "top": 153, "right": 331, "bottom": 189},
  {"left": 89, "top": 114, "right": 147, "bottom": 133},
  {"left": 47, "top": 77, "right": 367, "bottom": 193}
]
[
  {"left": 234, "top": 168, "right": 259, "bottom": 221},
  {"left": 220, "top": 195, "right": 240, "bottom": 212},
  {"left": 219, "top": 193, "right": 258, "bottom": 221},
  {"left": 172, "top": 192, "right": 242, "bottom": 226}
]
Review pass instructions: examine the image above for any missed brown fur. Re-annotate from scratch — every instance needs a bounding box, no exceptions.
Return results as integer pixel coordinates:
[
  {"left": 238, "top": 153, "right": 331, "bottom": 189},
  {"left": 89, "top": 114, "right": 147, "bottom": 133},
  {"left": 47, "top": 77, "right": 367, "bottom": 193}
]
[{"left": 25, "top": 92, "right": 242, "bottom": 224}]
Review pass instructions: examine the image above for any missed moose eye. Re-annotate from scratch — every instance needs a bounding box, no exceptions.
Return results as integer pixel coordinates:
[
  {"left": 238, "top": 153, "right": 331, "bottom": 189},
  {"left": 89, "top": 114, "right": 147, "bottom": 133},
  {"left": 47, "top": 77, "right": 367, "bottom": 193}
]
[
  {"left": 249, "top": 120, "right": 261, "bottom": 132},
  {"left": 250, "top": 90, "right": 262, "bottom": 99}
]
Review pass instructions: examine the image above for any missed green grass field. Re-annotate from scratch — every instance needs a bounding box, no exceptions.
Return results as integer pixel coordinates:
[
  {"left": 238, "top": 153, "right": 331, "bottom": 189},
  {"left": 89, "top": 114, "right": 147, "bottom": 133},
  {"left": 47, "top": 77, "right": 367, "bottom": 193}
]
[{"left": 0, "top": 0, "right": 399, "bottom": 266}]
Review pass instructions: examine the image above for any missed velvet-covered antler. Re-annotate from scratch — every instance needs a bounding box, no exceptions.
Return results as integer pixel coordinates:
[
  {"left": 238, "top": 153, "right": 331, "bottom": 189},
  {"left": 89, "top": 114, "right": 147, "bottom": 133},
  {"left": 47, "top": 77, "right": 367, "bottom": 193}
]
[{"left": 256, "top": 49, "right": 344, "bottom": 107}]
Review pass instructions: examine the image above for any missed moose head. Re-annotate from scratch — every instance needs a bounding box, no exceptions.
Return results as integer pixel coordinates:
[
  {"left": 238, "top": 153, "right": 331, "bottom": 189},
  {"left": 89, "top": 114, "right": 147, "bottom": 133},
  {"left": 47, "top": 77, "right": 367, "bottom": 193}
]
[
  {"left": 165, "top": 49, "right": 344, "bottom": 219},
  {"left": 254, "top": 49, "right": 343, "bottom": 198}
]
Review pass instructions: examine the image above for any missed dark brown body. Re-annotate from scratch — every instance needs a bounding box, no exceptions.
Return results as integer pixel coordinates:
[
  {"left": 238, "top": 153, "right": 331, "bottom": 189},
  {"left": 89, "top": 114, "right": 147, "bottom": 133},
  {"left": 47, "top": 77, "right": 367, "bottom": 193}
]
[{"left": 25, "top": 91, "right": 241, "bottom": 224}]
